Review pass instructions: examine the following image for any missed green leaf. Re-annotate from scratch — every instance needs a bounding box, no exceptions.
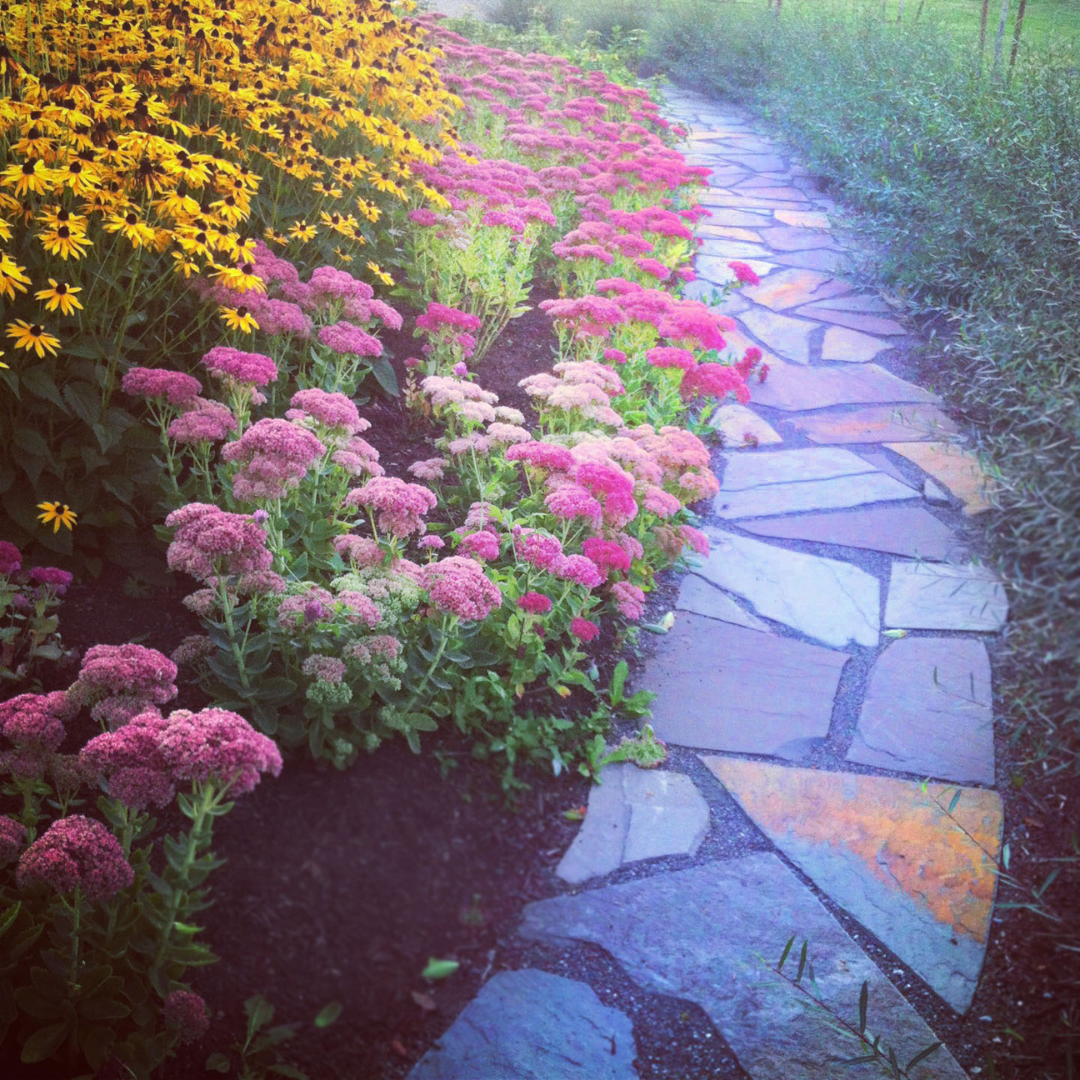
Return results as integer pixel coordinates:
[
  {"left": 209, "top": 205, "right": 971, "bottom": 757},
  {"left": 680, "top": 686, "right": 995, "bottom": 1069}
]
[
  {"left": 777, "top": 934, "right": 795, "bottom": 971},
  {"left": 796, "top": 940, "right": 808, "bottom": 983},
  {"left": 78, "top": 998, "right": 131, "bottom": 1022},
  {"left": 948, "top": 790, "right": 962, "bottom": 814},
  {"left": 369, "top": 356, "right": 399, "bottom": 397},
  {"left": 245, "top": 994, "right": 275, "bottom": 1040},
  {"left": 20, "top": 1022, "right": 69, "bottom": 1064},
  {"left": 1002, "top": 842, "right": 1011, "bottom": 870},
  {"left": 609, "top": 660, "right": 628, "bottom": 706},
  {"left": 0, "top": 901, "right": 21, "bottom": 938},
  {"left": 906, "top": 1042, "right": 942, "bottom": 1070},
  {"left": 205, "top": 1051, "right": 231, "bottom": 1073},
  {"left": 314, "top": 1002, "right": 342, "bottom": 1028},
  {"left": 421, "top": 958, "right": 460, "bottom": 981},
  {"left": 267, "top": 1064, "right": 308, "bottom": 1079},
  {"left": 858, "top": 981, "right": 868, "bottom": 1033}
]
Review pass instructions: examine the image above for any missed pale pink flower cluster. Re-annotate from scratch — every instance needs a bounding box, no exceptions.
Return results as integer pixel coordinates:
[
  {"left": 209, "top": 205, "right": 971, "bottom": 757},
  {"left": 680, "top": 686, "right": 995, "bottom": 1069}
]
[
  {"left": 0, "top": 816, "right": 27, "bottom": 866},
  {"left": 302, "top": 654, "right": 347, "bottom": 685},
  {"left": 287, "top": 388, "right": 366, "bottom": 432},
  {"left": 221, "top": 418, "right": 326, "bottom": 501},
  {"left": 345, "top": 477, "right": 438, "bottom": 539},
  {"left": 459, "top": 531, "right": 501, "bottom": 561},
  {"left": 318, "top": 320, "right": 383, "bottom": 357},
  {"left": 611, "top": 580, "right": 646, "bottom": 620},
  {"left": 421, "top": 556, "right": 502, "bottom": 621},
  {"left": 422, "top": 374, "right": 498, "bottom": 410},
  {"left": 408, "top": 457, "right": 448, "bottom": 482},
  {"left": 333, "top": 535, "right": 385, "bottom": 568},
  {"left": 505, "top": 441, "right": 575, "bottom": 472},
  {"left": 166, "top": 503, "right": 273, "bottom": 584},
  {"left": 164, "top": 990, "right": 210, "bottom": 1045},
  {"left": 512, "top": 528, "right": 563, "bottom": 571}
]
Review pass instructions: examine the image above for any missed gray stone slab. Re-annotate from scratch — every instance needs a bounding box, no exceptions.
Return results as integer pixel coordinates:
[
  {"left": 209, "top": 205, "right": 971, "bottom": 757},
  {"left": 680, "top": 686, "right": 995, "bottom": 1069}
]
[
  {"left": 925, "top": 478, "right": 951, "bottom": 504},
  {"left": 642, "top": 614, "right": 845, "bottom": 755},
  {"left": 521, "top": 854, "right": 968, "bottom": 1080},
  {"left": 848, "top": 637, "right": 995, "bottom": 784},
  {"left": 698, "top": 238, "right": 776, "bottom": 261},
  {"left": 699, "top": 208, "right": 774, "bottom": 228},
  {"left": 716, "top": 473, "right": 917, "bottom": 519},
  {"left": 788, "top": 404, "right": 959, "bottom": 444},
  {"left": 739, "top": 307, "right": 818, "bottom": 364},
  {"left": 751, "top": 359, "right": 940, "bottom": 412},
  {"left": 804, "top": 293, "right": 895, "bottom": 314},
  {"left": 556, "top": 764, "right": 710, "bottom": 884},
  {"left": 715, "top": 153, "right": 791, "bottom": 173},
  {"left": 710, "top": 402, "right": 783, "bottom": 447},
  {"left": 720, "top": 446, "right": 880, "bottom": 489},
  {"left": 676, "top": 574, "right": 771, "bottom": 631},
  {"left": 739, "top": 506, "right": 965, "bottom": 561},
  {"left": 693, "top": 529, "right": 880, "bottom": 647},
  {"left": 885, "top": 561, "right": 1008, "bottom": 632},
  {"left": 820, "top": 325, "right": 895, "bottom": 363},
  {"left": 408, "top": 970, "right": 638, "bottom": 1080},
  {"left": 798, "top": 305, "right": 908, "bottom": 336},
  {"left": 773, "top": 248, "right": 849, "bottom": 273},
  {"left": 758, "top": 226, "right": 842, "bottom": 252}
]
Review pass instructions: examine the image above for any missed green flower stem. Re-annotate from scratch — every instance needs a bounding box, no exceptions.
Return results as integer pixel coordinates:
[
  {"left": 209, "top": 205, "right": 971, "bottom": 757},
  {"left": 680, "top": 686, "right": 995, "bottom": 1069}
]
[
  {"left": 217, "top": 577, "right": 252, "bottom": 692},
  {"left": 153, "top": 780, "right": 219, "bottom": 970},
  {"left": 404, "top": 613, "right": 453, "bottom": 714}
]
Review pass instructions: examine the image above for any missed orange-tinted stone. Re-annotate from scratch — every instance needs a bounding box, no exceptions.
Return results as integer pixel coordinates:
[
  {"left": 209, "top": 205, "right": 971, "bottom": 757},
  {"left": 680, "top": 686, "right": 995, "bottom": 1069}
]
[
  {"left": 702, "top": 757, "right": 1003, "bottom": 1011},
  {"left": 742, "top": 267, "right": 849, "bottom": 311},
  {"left": 774, "top": 209, "right": 832, "bottom": 229},
  {"left": 884, "top": 441, "right": 996, "bottom": 515}
]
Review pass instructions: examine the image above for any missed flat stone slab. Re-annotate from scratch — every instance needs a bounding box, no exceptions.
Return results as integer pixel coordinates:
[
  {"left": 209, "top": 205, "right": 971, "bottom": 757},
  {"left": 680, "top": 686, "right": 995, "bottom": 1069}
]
[
  {"left": 774, "top": 209, "right": 832, "bottom": 229},
  {"left": 699, "top": 207, "right": 774, "bottom": 228},
  {"left": 847, "top": 637, "right": 995, "bottom": 784},
  {"left": 741, "top": 268, "right": 850, "bottom": 311},
  {"left": 885, "top": 561, "right": 1008, "bottom": 632},
  {"left": 702, "top": 759, "right": 1003, "bottom": 1013},
  {"left": 699, "top": 238, "right": 776, "bottom": 261},
  {"left": 797, "top": 304, "right": 908, "bottom": 336},
  {"left": 699, "top": 224, "right": 764, "bottom": 243},
  {"left": 521, "top": 853, "right": 968, "bottom": 1080},
  {"left": 697, "top": 255, "right": 777, "bottom": 285},
  {"left": 820, "top": 326, "right": 895, "bottom": 363},
  {"left": 807, "top": 292, "right": 894, "bottom": 314},
  {"left": 715, "top": 467, "right": 916, "bottom": 519},
  {"left": 556, "top": 764, "right": 710, "bottom": 885},
  {"left": 642, "top": 614, "right": 846, "bottom": 756},
  {"left": 758, "top": 225, "right": 842, "bottom": 252},
  {"left": 693, "top": 529, "right": 879, "bottom": 647},
  {"left": 676, "top": 574, "right": 770, "bottom": 631},
  {"left": 789, "top": 405, "right": 959, "bottom": 444},
  {"left": 739, "top": 307, "right": 818, "bottom": 364},
  {"left": 739, "top": 506, "right": 965, "bottom": 561},
  {"left": 407, "top": 969, "right": 638, "bottom": 1080},
  {"left": 720, "top": 446, "right": 885, "bottom": 489},
  {"left": 710, "top": 402, "right": 783, "bottom": 447},
  {"left": 885, "top": 441, "right": 996, "bottom": 516},
  {"left": 925, "top": 478, "right": 951, "bottom": 504},
  {"left": 751, "top": 359, "right": 940, "bottom": 412},
  {"left": 773, "top": 248, "right": 849, "bottom": 273}
]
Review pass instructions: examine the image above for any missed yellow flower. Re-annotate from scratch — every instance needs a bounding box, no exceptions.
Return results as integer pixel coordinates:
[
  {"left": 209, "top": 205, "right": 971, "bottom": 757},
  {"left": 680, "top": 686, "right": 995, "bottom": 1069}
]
[
  {"left": 287, "top": 221, "right": 317, "bottom": 242},
  {"left": 219, "top": 306, "right": 259, "bottom": 333},
  {"left": 210, "top": 262, "right": 266, "bottom": 294},
  {"left": 171, "top": 251, "right": 201, "bottom": 278},
  {"left": 38, "top": 224, "right": 92, "bottom": 261},
  {"left": 263, "top": 228, "right": 288, "bottom": 247},
  {"left": 36, "top": 501, "right": 78, "bottom": 533},
  {"left": 333, "top": 245, "right": 354, "bottom": 264},
  {"left": 367, "top": 260, "right": 394, "bottom": 287},
  {"left": 103, "top": 212, "right": 157, "bottom": 249},
  {"left": 1, "top": 159, "right": 56, "bottom": 198},
  {"left": 35, "top": 279, "right": 84, "bottom": 316},
  {"left": 0, "top": 255, "right": 31, "bottom": 300},
  {"left": 6, "top": 320, "right": 61, "bottom": 358},
  {"left": 0, "top": 351, "right": 7, "bottom": 371}
]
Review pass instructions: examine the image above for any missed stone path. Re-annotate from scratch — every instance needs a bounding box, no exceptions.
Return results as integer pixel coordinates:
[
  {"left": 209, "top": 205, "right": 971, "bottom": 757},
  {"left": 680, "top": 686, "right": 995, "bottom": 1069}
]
[{"left": 408, "top": 83, "right": 1004, "bottom": 1079}]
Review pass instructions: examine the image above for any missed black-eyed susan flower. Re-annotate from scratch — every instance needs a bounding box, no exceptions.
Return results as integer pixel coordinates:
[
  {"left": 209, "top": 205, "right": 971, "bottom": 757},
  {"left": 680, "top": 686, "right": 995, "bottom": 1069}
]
[
  {"left": 39, "top": 224, "right": 92, "bottom": 261},
  {"left": 211, "top": 262, "right": 266, "bottom": 294},
  {"left": 367, "top": 260, "right": 394, "bottom": 287},
  {"left": 219, "top": 306, "right": 259, "bottom": 333},
  {"left": 0, "top": 255, "right": 31, "bottom": 300},
  {"left": 1, "top": 159, "right": 56, "bottom": 198},
  {"left": 287, "top": 221, "right": 317, "bottom": 242},
  {"left": 35, "top": 279, "right": 84, "bottom": 316},
  {"left": 36, "top": 501, "right": 78, "bottom": 533},
  {"left": 6, "top": 320, "right": 61, "bottom": 358},
  {"left": 103, "top": 211, "right": 157, "bottom": 249}
]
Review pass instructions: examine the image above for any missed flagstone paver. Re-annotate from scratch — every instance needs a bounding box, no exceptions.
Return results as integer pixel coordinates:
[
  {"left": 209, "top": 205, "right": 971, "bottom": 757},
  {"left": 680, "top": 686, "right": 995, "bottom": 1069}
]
[
  {"left": 521, "top": 854, "right": 969, "bottom": 1080},
  {"left": 710, "top": 402, "right": 783, "bottom": 446},
  {"left": 738, "top": 505, "right": 964, "bottom": 560},
  {"left": 788, "top": 404, "right": 959, "bottom": 443},
  {"left": 741, "top": 267, "right": 851, "bottom": 310},
  {"left": 691, "top": 529, "right": 880, "bottom": 647},
  {"left": 750, "top": 358, "right": 940, "bottom": 411},
  {"left": 644, "top": 614, "right": 847, "bottom": 755},
  {"left": 847, "top": 637, "right": 995, "bottom": 784},
  {"left": 820, "top": 325, "right": 896, "bottom": 362},
  {"left": 885, "top": 441, "right": 996, "bottom": 515},
  {"left": 411, "top": 61, "right": 1005, "bottom": 1077},
  {"left": 702, "top": 760, "right": 1003, "bottom": 1012},
  {"left": 739, "top": 306, "right": 818, "bottom": 364},
  {"left": 796, "top": 304, "right": 908, "bottom": 336},
  {"left": 886, "top": 560, "right": 1008, "bottom": 631},
  {"left": 556, "top": 764, "right": 711, "bottom": 885},
  {"left": 407, "top": 969, "right": 639, "bottom": 1080},
  {"left": 676, "top": 574, "right": 770, "bottom": 631}
]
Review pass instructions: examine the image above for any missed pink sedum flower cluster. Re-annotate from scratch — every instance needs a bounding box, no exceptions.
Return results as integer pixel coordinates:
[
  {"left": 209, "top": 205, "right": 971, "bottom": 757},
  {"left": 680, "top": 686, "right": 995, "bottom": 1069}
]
[
  {"left": 17, "top": 815, "right": 133, "bottom": 903},
  {"left": 421, "top": 556, "right": 502, "bottom": 622}
]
